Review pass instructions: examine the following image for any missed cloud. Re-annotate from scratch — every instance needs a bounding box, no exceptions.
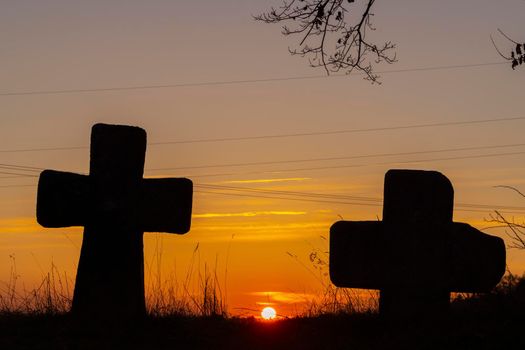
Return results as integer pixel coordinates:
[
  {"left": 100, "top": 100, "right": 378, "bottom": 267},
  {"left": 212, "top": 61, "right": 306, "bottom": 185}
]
[
  {"left": 193, "top": 211, "right": 307, "bottom": 218},
  {"left": 189, "top": 221, "right": 330, "bottom": 241},
  {"left": 221, "top": 177, "right": 311, "bottom": 184},
  {"left": 250, "top": 291, "right": 315, "bottom": 304},
  {"left": 0, "top": 217, "right": 41, "bottom": 234},
  {"left": 255, "top": 301, "right": 276, "bottom": 306}
]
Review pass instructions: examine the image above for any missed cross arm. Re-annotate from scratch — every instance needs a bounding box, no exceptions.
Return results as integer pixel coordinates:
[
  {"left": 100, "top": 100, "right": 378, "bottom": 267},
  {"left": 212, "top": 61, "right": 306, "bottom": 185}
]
[
  {"left": 329, "top": 221, "right": 386, "bottom": 290},
  {"left": 329, "top": 220, "right": 506, "bottom": 293},
  {"left": 37, "top": 170, "right": 90, "bottom": 228},
  {"left": 140, "top": 178, "right": 193, "bottom": 234},
  {"left": 447, "top": 222, "right": 506, "bottom": 293}
]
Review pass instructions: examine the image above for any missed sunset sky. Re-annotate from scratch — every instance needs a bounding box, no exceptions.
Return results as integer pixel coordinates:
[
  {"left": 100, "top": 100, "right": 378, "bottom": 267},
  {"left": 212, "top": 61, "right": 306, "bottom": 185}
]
[{"left": 1, "top": 0, "right": 524, "bottom": 317}]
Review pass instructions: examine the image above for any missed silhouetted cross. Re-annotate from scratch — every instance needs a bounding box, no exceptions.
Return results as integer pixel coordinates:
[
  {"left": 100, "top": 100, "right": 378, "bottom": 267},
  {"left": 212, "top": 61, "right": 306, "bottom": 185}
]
[
  {"left": 37, "top": 123, "right": 193, "bottom": 321},
  {"left": 330, "top": 169, "right": 505, "bottom": 315}
]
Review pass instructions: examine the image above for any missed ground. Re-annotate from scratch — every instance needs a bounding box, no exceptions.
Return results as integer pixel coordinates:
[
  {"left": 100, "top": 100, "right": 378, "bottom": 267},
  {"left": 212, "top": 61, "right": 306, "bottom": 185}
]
[{"left": 1, "top": 302, "right": 524, "bottom": 350}]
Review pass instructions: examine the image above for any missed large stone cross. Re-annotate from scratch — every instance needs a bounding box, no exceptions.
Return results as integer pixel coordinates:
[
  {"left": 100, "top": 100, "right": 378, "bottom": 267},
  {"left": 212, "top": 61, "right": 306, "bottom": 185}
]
[
  {"left": 330, "top": 169, "right": 506, "bottom": 314},
  {"left": 36, "top": 123, "right": 193, "bottom": 320}
]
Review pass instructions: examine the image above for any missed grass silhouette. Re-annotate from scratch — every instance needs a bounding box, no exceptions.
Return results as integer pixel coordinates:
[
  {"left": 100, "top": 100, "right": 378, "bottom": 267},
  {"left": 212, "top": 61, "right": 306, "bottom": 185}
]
[
  {"left": 0, "top": 256, "right": 71, "bottom": 315},
  {"left": 145, "top": 243, "right": 227, "bottom": 318},
  {"left": 1, "top": 248, "right": 525, "bottom": 349},
  {"left": 1, "top": 244, "right": 227, "bottom": 318}
]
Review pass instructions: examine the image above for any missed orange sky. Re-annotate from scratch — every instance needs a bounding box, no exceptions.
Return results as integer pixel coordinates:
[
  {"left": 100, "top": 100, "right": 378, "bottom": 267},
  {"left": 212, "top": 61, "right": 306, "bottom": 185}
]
[{"left": 1, "top": 1, "right": 525, "bottom": 317}]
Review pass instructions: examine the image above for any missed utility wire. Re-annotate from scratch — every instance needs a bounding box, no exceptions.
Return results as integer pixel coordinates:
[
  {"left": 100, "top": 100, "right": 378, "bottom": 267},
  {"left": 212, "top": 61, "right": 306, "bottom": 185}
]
[
  {"left": 148, "top": 142, "right": 525, "bottom": 171},
  {"left": 3, "top": 180, "right": 525, "bottom": 214},
  {"left": 197, "top": 184, "right": 380, "bottom": 202},
  {"left": 256, "top": 150, "right": 525, "bottom": 175},
  {"left": 0, "top": 171, "right": 38, "bottom": 177},
  {"left": 2, "top": 148, "right": 525, "bottom": 180},
  {"left": 194, "top": 184, "right": 525, "bottom": 212},
  {"left": 0, "top": 62, "right": 507, "bottom": 98},
  {"left": 0, "top": 184, "right": 35, "bottom": 188},
  {"left": 175, "top": 149, "right": 525, "bottom": 179},
  {"left": 196, "top": 184, "right": 381, "bottom": 203},
  {"left": 194, "top": 190, "right": 525, "bottom": 215},
  {"left": 4, "top": 141, "right": 525, "bottom": 175},
  {"left": 148, "top": 116, "right": 525, "bottom": 145},
  {"left": 194, "top": 189, "right": 382, "bottom": 207},
  {"left": 0, "top": 146, "right": 87, "bottom": 154},
  {"left": 0, "top": 163, "right": 44, "bottom": 171},
  {"left": 0, "top": 165, "right": 44, "bottom": 174},
  {"left": 1, "top": 115, "right": 524, "bottom": 153},
  {"left": 0, "top": 176, "right": 34, "bottom": 179}
]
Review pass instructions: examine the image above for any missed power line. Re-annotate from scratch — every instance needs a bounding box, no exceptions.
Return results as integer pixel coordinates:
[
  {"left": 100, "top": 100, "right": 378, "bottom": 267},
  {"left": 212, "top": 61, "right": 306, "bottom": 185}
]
[
  {"left": 194, "top": 189, "right": 525, "bottom": 215},
  {"left": 0, "top": 184, "right": 35, "bottom": 188},
  {"left": 0, "top": 182, "right": 383, "bottom": 207},
  {"left": 2, "top": 148, "right": 525, "bottom": 181},
  {"left": 0, "top": 165, "right": 43, "bottom": 179},
  {"left": 0, "top": 62, "right": 507, "bottom": 97},
  {"left": 4, "top": 140, "right": 525, "bottom": 175},
  {"left": 0, "top": 164, "right": 43, "bottom": 178},
  {"left": 5, "top": 149, "right": 523, "bottom": 180},
  {"left": 148, "top": 142, "right": 525, "bottom": 171},
  {"left": 0, "top": 171, "right": 38, "bottom": 177},
  {"left": 2, "top": 180, "right": 524, "bottom": 214},
  {"left": 196, "top": 184, "right": 381, "bottom": 203},
  {"left": 148, "top": 116, "right": 525, "bottom": 145},
  {"left": 194, "top": 189, "right": 382, "bottom": 207},
  {"left": 0, "top": 176, "right": 35, "bottom": 179},
  {"left": 1, "top": 115, "right": 524, "bottom": 153},
  {"left": 0, "top": 146, "right": 87, "bottom": 154},
  {"left": 175, "top": 149, "right": 525, "bottom": 179},
  {"left": 0, "top": 163, "right": 44, "bottom": 171},
  {"left": 274, "top": 150, "right": 525, "bottom": 174},
  {"left": 195, "top": 184, "right": 525, "bottom": 212}
]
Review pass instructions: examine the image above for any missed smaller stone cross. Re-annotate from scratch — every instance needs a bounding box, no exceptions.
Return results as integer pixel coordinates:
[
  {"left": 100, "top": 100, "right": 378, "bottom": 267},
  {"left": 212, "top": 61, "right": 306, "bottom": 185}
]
[
  {"left": 37, "top": 123, "right": 193, "bottom": 321},
  {"left": 330, "top": 169, "right": 506, "bottom": 314}
]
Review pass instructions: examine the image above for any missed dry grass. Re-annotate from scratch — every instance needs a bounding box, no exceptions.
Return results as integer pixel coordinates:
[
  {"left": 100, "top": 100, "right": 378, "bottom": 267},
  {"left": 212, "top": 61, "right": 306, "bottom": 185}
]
[
  {"left": 286, "top": 243, "right": 379, "bottom": 317},
  {"left": 1, "top": 240, "right": 523, "bottom": 320},
  {"left": 145, "top": 243, "right": 227, "bottom": 317},
  {"left": 0, "top": 255, "right": 71, "bottom": 315},
  {"left": 0, "top": 243, "right": 227, "bottom": 318}
]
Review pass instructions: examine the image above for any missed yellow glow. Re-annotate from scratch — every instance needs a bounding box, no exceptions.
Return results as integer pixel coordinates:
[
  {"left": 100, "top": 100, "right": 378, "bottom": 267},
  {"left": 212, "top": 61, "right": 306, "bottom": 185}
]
[
  {"left": 0, "top": 217, "right": 41, "bottom": 234},
  {"left": 221, "top": 178, "right": 311, "bottom": 184},
  {"left": 193, "top": 211, "right": 307, "bottom": 218},
  {"left": 189, "top": 221, "right": 330, "bottom": 241},
  {"left": 252, "top": 291, "right": 314, "bottom": 303},
  {"left": 261, "top": 307, "right": 276, "bottom": 320}
]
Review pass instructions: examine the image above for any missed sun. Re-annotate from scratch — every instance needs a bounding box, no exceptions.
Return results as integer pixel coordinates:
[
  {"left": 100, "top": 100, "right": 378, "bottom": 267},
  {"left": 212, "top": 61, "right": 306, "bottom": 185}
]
[{"left": 261, "top": 306, "right": 277, "bottom": 320}]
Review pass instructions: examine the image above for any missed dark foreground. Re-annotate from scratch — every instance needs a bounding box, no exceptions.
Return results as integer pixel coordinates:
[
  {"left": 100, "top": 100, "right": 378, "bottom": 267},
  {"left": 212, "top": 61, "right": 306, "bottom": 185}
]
[
  {"left": 1, "top": 288, "right": 525, "bottom": 350},
  {"left": 1, "top": 310, "right": 524, "bottom": 349}
]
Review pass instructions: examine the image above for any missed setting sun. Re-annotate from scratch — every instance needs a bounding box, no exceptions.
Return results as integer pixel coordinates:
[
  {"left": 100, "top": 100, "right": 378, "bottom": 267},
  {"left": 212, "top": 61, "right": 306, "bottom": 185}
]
[{"left": 261, "top": 307, "right": 277, "bottom": 320}]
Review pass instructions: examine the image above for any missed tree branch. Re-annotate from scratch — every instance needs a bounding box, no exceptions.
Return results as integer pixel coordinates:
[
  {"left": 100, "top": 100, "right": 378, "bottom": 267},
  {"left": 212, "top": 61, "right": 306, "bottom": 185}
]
[
  {"left": 488, "top": 186, "right": 525, "bottom": 250},
  {"left": 491, "top": 29, "right": 524, "bottom": 70},
  {"left": 255, "top": 0, "right": 396, "bottom": 83}
]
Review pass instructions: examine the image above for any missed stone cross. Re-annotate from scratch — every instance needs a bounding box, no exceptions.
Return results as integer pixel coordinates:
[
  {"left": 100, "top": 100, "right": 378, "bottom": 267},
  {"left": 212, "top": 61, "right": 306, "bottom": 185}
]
[
  {"left": 330, "top": 169, "right": 506, "bottom": 315},
  {"left": 36, "top": 123, "right": 193, "bottom": 321}
]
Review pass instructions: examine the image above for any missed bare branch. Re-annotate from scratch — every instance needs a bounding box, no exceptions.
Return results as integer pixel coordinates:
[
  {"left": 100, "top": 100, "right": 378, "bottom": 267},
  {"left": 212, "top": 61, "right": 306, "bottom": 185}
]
[
  {"left": 498, "top": 28, "right": 520, "bottom": 45},
  {"left": 488, "top": 186, "right": 525, "bottom": 250},
  {"left": 491, "top": 29, "right": 524, "bottom": 70},
  {"left": 490, "top": 34, "right": 511, "bottom": 60},
  {"left": 255, "top": 0, "right": 396, "bottom": 83},
  {"left": 494, "top": 185, "right": 525, "bottom": 199}
]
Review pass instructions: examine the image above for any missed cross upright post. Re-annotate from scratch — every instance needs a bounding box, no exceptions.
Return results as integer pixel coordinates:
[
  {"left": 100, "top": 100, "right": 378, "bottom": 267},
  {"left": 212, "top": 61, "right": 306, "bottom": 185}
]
[
  {"left": 36, "top": 123, "right": 193, "bottom": 322},
  {"left": 329, "top": 169, "right": 506, "bottom": 315}
]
